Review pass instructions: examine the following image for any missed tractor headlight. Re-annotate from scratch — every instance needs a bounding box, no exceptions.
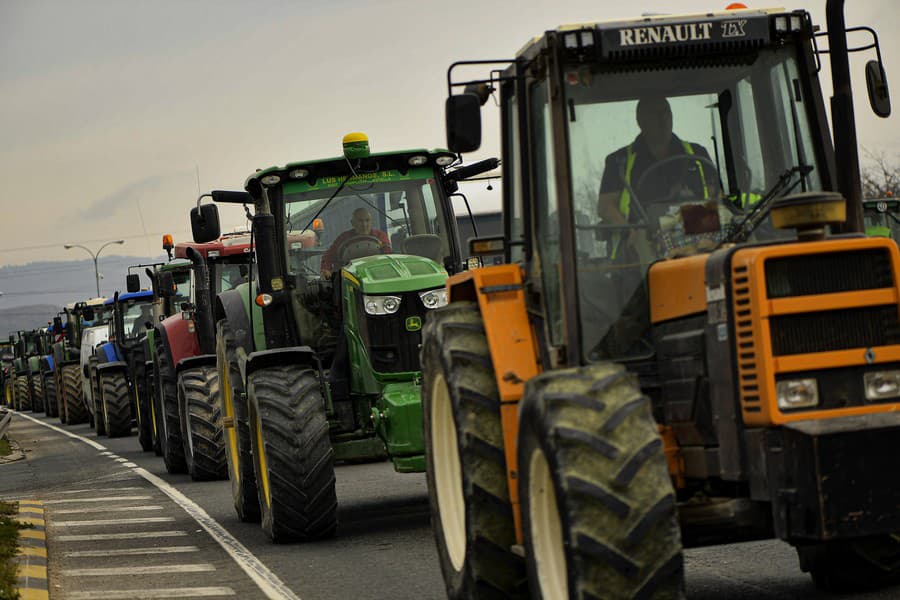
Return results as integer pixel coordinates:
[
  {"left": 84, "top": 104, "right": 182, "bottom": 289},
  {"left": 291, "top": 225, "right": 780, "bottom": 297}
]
[
  {"left": 364, "top": 295, "right": 402, "bottom": 315},
  {"left": 419, "top": 288, "right": 448, "bottom": 309},
  {"left": 864, "top": 370, "right": 900, "bottom": 401},
  {"left": 776, "top": 378, "right": 819, "bottom": 410}
]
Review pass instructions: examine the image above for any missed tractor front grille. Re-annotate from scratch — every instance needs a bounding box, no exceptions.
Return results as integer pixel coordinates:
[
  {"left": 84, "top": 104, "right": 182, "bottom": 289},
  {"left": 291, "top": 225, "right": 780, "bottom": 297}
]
[
  {"left": 770, "top": 305, "right": 900, "bottom": 356},
  {"left": 765, "top": 248, "right": 893, "bottom": 298},
  {"left": 357, "top": 291, "right": 427, "bottom": 374}
]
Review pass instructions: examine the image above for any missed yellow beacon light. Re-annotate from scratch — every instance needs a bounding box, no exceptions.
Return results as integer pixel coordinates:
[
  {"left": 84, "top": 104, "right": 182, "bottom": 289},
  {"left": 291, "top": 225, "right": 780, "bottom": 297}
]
[{"left": 343, "top": 132, "right": 370, "bottom": 159}]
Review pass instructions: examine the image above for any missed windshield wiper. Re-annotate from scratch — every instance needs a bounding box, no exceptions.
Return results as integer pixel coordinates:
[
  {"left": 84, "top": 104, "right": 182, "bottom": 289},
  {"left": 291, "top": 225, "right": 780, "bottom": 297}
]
[
  {"left": 301, "top": 173, "right": 354, "bottom": 233},
  {"left": 723, "top": 164, "right": 814, "bottom": 244}
]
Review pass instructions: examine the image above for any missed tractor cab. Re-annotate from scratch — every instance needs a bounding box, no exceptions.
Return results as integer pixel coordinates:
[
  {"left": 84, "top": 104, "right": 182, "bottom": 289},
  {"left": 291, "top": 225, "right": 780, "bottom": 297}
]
[
  {"left": 425, "top": 3, "right": 900, "bottom": 598},
  {"left": 864, "top": 197, "right": 900, "bottom": 241}
]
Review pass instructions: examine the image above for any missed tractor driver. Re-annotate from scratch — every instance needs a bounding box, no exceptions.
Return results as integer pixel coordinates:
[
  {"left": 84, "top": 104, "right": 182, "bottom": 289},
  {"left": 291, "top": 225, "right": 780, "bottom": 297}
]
[
  {"left": 597, "top": 96, "right": 720, "bottom": 258},
  {"left": 320, "top": 207, "right": 391, "bottom": 278}
]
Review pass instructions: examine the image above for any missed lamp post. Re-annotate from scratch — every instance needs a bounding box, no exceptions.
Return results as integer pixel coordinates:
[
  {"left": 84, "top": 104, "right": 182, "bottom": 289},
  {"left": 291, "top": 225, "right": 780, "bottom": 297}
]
[{"left": 64, "top": 240, "right": 125, "bottom": 297}]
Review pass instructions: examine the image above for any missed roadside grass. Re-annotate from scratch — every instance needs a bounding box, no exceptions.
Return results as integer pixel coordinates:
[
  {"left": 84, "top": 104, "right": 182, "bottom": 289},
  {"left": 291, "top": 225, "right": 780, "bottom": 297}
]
[
  {"left": 0, "top": 438, "right": 11, "bottom": 458},
  {"left": 1, "top": 500, "right": 24, "bottom": 599}
]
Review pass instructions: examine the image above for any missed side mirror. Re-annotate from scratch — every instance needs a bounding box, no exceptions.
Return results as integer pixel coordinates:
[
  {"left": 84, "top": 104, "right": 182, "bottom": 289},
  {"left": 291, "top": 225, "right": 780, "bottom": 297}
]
[
  {"left": 211, "top": 190, "right": 253, "bottom": 204},
  {"left": 191, "top": 203, "right": 221, "bottom": 243},
  {"left": 126, "top": 274, "right": 141, "bottom": 293},
  {"left": 446, "top": 94, "right": 483, "bottom": 154},
  {"left": 866, "top": 60, "right": 891, "bottom": 118},
  {"left": 157, "top": 271, "right": 176, "bottom": 298}
]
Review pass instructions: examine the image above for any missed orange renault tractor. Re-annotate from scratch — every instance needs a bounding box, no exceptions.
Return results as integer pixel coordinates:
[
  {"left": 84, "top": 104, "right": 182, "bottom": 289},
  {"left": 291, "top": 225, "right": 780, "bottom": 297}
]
[{"left": 421, "top": 2, "right": 896, "bottom": 598}]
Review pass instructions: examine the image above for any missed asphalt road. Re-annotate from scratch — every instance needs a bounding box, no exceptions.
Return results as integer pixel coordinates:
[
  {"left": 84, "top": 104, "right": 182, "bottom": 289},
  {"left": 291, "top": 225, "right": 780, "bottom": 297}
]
[{"left": 2, "top": 411, "right": 899, "bottom": 599}]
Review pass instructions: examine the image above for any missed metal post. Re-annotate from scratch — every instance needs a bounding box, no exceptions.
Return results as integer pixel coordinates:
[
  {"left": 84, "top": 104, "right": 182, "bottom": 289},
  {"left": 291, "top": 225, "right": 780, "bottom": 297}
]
[{"left": 64, "top": 240, "right": 125, "bottom": 297}]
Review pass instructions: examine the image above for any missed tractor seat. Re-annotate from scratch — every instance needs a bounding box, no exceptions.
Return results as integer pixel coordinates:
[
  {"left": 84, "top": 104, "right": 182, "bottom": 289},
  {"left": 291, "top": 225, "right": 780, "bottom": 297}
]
[{"left": 402, "top": 234, "right": 442, "bottom": 262}]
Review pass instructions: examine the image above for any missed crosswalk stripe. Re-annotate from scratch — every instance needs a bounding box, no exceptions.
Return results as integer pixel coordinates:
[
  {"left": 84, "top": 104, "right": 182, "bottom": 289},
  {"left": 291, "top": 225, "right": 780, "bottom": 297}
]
[
  {"left": 45, "top": 496, "right": 153, "bottom": 504},
  {"left": 63, "top": 564, "right": 215, "bottom": 576},
  {"left": 65, "top": 546, "right": 199, "bottom": 557},
  {"left": 52, "top": 517, "right": 174, "bottom": 527},
  {"left": 56, "top": 531, "right": 188, "bottom": 542},
  {"left": 67, "top": 587, "right": 235, "bottom": 599}
]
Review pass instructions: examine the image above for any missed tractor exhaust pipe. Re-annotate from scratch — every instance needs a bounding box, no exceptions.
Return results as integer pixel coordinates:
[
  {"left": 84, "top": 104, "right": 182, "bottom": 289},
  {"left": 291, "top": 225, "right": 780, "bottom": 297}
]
[
  {"left": 826, "top": 0, "right": 864, "bottom": 233},
  {"left": 184, "top": 247, "right": 216, "bottom": 355}
]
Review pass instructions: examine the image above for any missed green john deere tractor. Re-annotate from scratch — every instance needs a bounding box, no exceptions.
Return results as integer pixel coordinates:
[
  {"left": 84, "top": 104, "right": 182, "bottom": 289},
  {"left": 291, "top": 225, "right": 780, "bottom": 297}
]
[{"left": 193, "top": 132, "right": 497, "bottom": 540}]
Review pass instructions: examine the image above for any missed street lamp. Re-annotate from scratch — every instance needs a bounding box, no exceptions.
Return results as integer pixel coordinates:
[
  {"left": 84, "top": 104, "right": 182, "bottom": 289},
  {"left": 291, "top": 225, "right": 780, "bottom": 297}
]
[{"left": 64, "top": 240, "right": 125, "bottom": 297}]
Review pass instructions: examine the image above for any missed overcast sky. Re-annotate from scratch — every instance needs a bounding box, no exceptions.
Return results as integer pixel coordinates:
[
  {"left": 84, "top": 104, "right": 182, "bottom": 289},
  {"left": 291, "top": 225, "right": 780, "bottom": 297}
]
[{"left": 1, "top": 0, "right": 897, "bottom": 268}]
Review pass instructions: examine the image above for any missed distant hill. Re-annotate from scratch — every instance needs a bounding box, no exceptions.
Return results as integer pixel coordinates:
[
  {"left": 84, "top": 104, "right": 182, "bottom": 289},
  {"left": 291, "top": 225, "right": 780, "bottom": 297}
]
[
  {"left": 0, "top": 254, "right": 165, "bottom": 335},
  {"left": 0, "top": 304, "right": 61, "bottom": 338}
]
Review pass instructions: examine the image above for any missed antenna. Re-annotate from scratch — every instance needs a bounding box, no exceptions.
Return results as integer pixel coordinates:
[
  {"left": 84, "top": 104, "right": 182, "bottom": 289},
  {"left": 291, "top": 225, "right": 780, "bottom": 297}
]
[{"left": 195, "top": 166, "right": 202, "bottom": 195}]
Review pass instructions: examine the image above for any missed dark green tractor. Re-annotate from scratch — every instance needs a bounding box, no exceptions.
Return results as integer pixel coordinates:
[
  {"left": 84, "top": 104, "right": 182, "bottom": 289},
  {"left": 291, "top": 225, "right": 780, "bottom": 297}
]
[
  {"left": 11, "top": 330, "right": 41, "bottom": 411},
  {"left": 0, "top": 340, "right": 13, "bottom": 407},
  {"left": 194, "top": 133, "right": 496, "bottom": 540},
  {"left": 864, "top": 197, "right": 900, "bottom": 241}
]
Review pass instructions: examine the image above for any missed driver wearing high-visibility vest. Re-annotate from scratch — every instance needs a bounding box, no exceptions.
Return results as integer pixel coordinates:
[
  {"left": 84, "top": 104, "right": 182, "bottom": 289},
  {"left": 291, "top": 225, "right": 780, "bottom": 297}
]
[{"left": 598, "top": 97, "right": 720, "bottom": 255}]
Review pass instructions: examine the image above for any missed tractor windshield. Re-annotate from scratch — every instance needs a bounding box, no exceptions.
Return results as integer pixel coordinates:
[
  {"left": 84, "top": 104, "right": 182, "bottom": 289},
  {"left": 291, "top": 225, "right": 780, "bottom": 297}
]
[
  {"left": 211, "top": 259, "right": 250, "bottom": 294},
  {"left": 864, "top": 201, "right": 900, "bottom": 242},
  {"left": 282, "top": 166, "right": 453, "bottom": 279},
  {"left": 121, "top": 299, "right": 154, "bottom": 340},
  {"left": 533, "top": 46, "right": 827, "bottom": 360}
]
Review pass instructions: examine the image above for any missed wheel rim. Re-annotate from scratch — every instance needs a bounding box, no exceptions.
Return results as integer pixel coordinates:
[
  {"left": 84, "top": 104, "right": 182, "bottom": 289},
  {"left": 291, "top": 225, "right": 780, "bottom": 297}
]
[
  {"left": 254, "top": 410, "right": 271, "bottom": 507},
  {"left": 221, "top": 360, "right": 241, "bottom": 484},
  {"left": 180, "top": 382, "right": 194, "bottom": 459},
  {"left": 431, "top": 373, "right": 466, "bottom": 572},
  {"left": 528, "top": 446, "right": 568, "bottom": 600},
  {"left": 101, "top": 379, "right": 110, "bottom": 430}
]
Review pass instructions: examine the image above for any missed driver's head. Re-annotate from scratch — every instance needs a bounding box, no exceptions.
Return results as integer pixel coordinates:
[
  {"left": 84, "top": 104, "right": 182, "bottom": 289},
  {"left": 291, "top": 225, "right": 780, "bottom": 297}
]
[
  {"left": 350, "top": 208, "right": 373, "bottom": 235},
  {"left": 636, "top": 97, "right": 673, "bottom": 148}
]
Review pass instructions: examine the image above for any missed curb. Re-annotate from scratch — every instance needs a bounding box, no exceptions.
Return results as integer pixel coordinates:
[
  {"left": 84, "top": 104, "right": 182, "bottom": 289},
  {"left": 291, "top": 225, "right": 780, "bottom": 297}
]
[{"left": 15, "top": 500, "right": 49, "bottom": 600}]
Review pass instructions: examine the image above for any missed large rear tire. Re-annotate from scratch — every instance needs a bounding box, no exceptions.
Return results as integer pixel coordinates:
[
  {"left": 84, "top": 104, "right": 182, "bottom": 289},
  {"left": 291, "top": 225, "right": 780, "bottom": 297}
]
[
  {"left": 155, "top": 336, "right": 186, "bottom": 474},
  {"left": 421, "top": 301, "right": 526, "bottom": 599},
  {"left": 43, "top": 374, "right": 58, "bottom": 418},
  {"left": 15, "top": 376, "right": 30, "bottom": 411},
  {"left": 518, "top": 364, "right": 684, "bottom": 600},
  {"left": 62, "top": 364, "right": 87, "bottom": 424},
  {"left": 248, "top": 364, "right": 336, "bottom": 543},
  {"left": 218, "top": 319, "right": 260, "bottom": 522},
  {"left": 178, "top": 365, "right": 227, "bottom": 481},
  {"left": 101, "top": 371, "right": 133, "bottom": 438},
  {"left": 798, "top": 535, "right": 900, "bottom": 591}
]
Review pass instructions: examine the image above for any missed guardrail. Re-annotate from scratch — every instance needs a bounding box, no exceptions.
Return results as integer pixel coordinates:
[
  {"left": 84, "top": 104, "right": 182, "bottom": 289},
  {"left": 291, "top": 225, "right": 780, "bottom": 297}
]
[{"left": 0, "top": 409, "right": 11, "bottom": 439}]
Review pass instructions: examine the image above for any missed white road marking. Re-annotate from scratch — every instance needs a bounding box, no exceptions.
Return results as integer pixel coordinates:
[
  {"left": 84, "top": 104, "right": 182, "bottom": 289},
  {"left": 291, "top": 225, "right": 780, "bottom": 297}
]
[
  {"left": 113, "top": 457, "right": 128, "bottom": 462},
  {"left": 53, "top": 505, "right": 163, "bottom": 515},
  {"left": 99, "top": 451, "right": 114, "bottom": 456},
  {"left": 12, "top": 411, "right": 107, "bottom": 450},
  {"left": 63, "top": 564, "right": 216, "bottom": 576},
  {"left": 52, "top": 516, "right": 175, "bottom": 527},
  {"left": 123, "top": 462, "right": 138, "bottom": 467},
  {"left": 45, "top": 496, "right": 153, "bottom": 504},
  {"left": 68, "top": 587, "right": 235, "bottom": 599},
  {"left": 20, "top": 412, "right": 302, "bottom": 600},
  {"left": 65, "top": 546, "right": 200, "bottom": 557},
  {"left": 56, "top": 530, "right": 188, "bottom": 542},
  {"left": 51, "top": 487, "right": 143, "bottom": 495}
]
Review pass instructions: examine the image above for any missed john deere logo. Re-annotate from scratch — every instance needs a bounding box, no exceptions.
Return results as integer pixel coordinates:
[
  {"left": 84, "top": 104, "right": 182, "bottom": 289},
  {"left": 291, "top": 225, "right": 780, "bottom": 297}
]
[{"left": 405, "top": 316, "right": 422, "bottom": 331}]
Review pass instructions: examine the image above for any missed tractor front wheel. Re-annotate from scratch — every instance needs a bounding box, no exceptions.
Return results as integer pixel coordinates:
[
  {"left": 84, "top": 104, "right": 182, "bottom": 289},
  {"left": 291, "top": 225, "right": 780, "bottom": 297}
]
[
  {"left": 62, "top": 365, "right": 87, "bottom": 424},
  {"left": 248, "top": 364, "right": 336, "bottom": 542},
  {"left": 178, "top": 365, "right": 227, "bottom": 481},
  {"left": 218, "top": 319, "right": 259, "bottom": 522},
  {"left": 155, "top": 338, "right": 186, "bottom": 473},
  {"left": 32, "top": 376, "right": 43, "bottom": 413},
  {"left": 518, "top": 364, "right": 684, "bottom": 600},
  {"left": 101, "top": 372, "right": 132, "bottom": 438},
  {"left": 43, "top": 374, "right": 58, "bottom": 418},
  {"left": 421, "top": 301, "right": 526, "bottom": 599},
  {"left": 15, "top": 376, "right": 30, "bottom": 411},
  {"left": 798, "top": 535, "right": 900, "bottom": 591}
]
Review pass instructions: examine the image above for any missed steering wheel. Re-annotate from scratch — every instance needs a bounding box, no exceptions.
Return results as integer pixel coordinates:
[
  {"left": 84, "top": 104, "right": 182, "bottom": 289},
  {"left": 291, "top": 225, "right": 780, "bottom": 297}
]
[
  {"left": 633, "top": 154, "right": 741, "bottom": 215},
  {"left": 337, "top": 234, "right": 384, "bottom": 265}
]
